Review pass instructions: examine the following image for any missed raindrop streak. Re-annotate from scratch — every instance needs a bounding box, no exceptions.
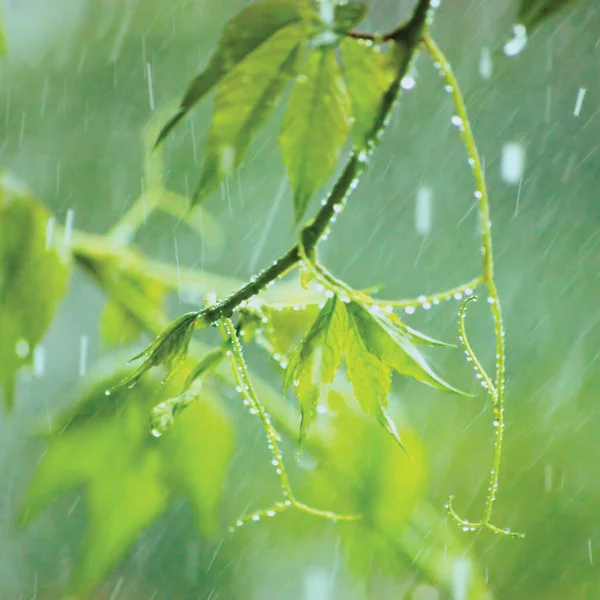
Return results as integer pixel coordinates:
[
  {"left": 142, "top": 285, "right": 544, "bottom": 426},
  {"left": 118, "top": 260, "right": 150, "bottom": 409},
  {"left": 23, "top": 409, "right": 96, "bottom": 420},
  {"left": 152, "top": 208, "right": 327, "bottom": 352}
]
[
  {"left": 79, "top": 335, "right": 88, "bottom": 377},
  {"left": 479, "top": 46, "right": 493, "bottom": 80},
  {"left": 415, "top": 185, "right": 432, "bottom": 236},
  {"left": 500, "top": 142, "right": 525, "bottom": 185},
  {"left": 503, "top": 24, "right": 527, "bottom": 57},
  {"left": 146, "top": 62, "right": 155, "bottom": 111},
  {"left": 573, "top": 87, "right": 587, "bottom": 118},
  {"left": 174, "top": 237, "right": 182, "bottom": 302},
  {"left": 33, "top": 346, "right": 46, "bottom": 378},
  {"left": 45, "top": 216, "right": 56, "bottom": 250},
  {"left": 63, "top": 209, "right": 75, "bottom": 247},
  {"left": 452, "top": 558, "right": 470, "bottom": 600},
  {"left": 588, "top": 540, "right": 593, "bottom": 565}
]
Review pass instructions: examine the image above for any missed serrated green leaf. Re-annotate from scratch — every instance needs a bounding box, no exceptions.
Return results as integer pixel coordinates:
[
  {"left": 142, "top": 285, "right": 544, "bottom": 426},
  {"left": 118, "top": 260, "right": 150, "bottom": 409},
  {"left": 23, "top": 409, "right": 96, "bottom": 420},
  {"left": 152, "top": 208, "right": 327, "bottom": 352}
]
[
  {"left": 21, "top": 371, "right": 233, "bottom": 596},
  {"left": 261, "top": 303, "right": 320, "bottom": 358},
  {"left": 0, "top": 175, "right": 69, "bottom": 409},
  {"left": 115, "top": 311, "right": 199, "bottom": 390},
  {"left": 194, "top": 23, "right": 306, "bottom": 206},
  {"left": 333, "top": 2, "right": 369, "bottom": 33},
  {"left": 155, "top": 0, "right": 306, "bottom": 146},
  {"left": 346, "top": 302, "right": 466, "bottom": 395},
  {"left": 100, "top": 273, "right": 165, "bottom": 348},
  {"left": 284, "top": 297, "right": 346, "bottom": 444},
  {"left": 518, "top": 0, "right": 577, "bottom": 32},
  {"left": 280, "top": 48, "right": 352, "bottom": 223},
  {"left": 340, "top": 38, "right": 396, "bottom": 147}
]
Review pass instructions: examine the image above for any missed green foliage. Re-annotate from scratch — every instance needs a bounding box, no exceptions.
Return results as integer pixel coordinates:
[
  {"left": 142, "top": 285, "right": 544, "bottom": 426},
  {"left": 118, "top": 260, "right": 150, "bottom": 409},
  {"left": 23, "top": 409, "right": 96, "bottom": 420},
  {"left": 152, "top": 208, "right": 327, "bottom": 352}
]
[
  {"left": 280, "top": 47, "right": 352, "bottom": 222},
  {"left": 340, "top": 38, "right": 396, "bottom": 147},
  {"left": 518, "top": 0, "right": 578, "bottom": 31},
  {"left": 332, "top": 3, "right": 369, "bottom": 33},
  {"left": 0, "top": 175, "right": 69, "bottom": 409},
  {"left": 285, "top": 296, "right": 464, "bottom": 449},
  {"left": 194, "top": 23, "right": 306, "bottom": 205},
  {"left": 21, "top": 370, "right": 233, "bottom": 595},
  {"left": 155, "top": 0, "right": 308, "bottom": 147}
]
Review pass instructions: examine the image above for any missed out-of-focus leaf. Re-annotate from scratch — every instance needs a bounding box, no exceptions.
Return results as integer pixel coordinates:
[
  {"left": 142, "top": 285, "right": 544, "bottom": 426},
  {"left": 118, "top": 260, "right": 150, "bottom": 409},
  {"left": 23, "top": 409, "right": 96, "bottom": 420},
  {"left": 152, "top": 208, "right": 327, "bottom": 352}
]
[
  {"left": 333, "top": 2, "right": 369, "bottom": 33},
  {"left": 0, "top": 175, "right": 69, "bottom": 409},
  {"left": 280, "top": 48, "right": 352, "bottom": 223},
  {"left": 340, "top": 38, "right": 396, "bottom": 146},
  {"left": 155, "top": 0, "right": 307, "bottom": 146},
  {"left": 100, "top": 272, "right": 165, "bottom": 348},
  {"left": 194, "top": 23, "right": 306, "bottom": 207},
  {"left": 518, "top": 0, "right": 578, "bottom": 32},
  {"left": 284, "top": 297, "right": 346, "bottom": 445},
  {"left": 0, "top": 17, "right": 6, "bottom": 57},
  {"left": 306, "top": 390, "right": 427, "bottom": 574},
  {"left": 21, "top": 371, "right": 233, "bottom": 596},
  {"left": 259, "top": 303, "right": 320, "bottom": 358}
]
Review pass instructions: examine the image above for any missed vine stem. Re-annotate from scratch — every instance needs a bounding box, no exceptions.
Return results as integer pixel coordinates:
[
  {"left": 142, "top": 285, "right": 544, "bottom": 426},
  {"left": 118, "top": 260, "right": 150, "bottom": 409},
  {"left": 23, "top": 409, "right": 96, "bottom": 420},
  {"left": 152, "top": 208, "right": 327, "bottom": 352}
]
[
  {"left": 422, "top": 35, "right": 523, "bottom": 538},
  {"left": 220, "top": 318, "right": 359, "bottom": 530}
]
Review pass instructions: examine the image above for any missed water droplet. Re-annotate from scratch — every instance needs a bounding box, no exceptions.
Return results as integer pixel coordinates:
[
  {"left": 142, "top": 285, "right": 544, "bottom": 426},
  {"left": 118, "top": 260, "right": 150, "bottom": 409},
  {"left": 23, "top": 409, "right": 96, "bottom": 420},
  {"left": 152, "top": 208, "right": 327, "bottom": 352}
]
[
  {"left": 503, "top": 24, "right": 527, "bottom": 57},
  {"left": 401, "top": 75, "right": 416, "bottom": 90},
  {"left": 15, "top": 339, "right": 30, "bottom": 358},
  {"left": 451, "top": 115, "right": 464, "bottom": 129},
  {"left": 487, "top": 296, "right": 495, "bottom": 304},
  {"left": 500, "top": 142, "right": 525, "bottom": 185},
  {"left": 266, "top": 510, "right": 276, "bottom": 517},
  {"left": 151, "top": 428, "right": 162, "bottom": 438},
  {"left": 105, "top": 390, "right": 111, "bottom": 396},
  {"left": 251, "top": 514, "right": 260, "bottom": 522},
  {"left": 405, "top": 306, "right": 416, "bottom": 315}
]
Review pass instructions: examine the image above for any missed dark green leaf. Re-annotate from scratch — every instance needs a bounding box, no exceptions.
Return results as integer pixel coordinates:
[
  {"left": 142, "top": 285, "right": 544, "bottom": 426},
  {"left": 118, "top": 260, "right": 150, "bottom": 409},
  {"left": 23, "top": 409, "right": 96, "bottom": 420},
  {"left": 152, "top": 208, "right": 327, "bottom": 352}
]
[
  {"left": 21, "top": 371, "right": 233, "bottom": 596},
  {"left": 284, "top": 297, "right": 346, "bottom": 445},
  {"left": 194, "top": 23, "right": 306, "bottom": 206},
  {"left": 280, "top": 48, "right": 352, "bottom": 222},
  {"left": 518, "top": 0, "right": 577, "bottom": 32},
  {"left": 340, "top": 38, "right": 396, "bottom": 147},
  {"left": 333, "top": 2, "right": 369, "bottom": 33},
  {"left": 115, "top": 311, "right": 199, "bottom": 390},
  {"left": 0, "top": 176, "right": 69, "bottom": 409},
  {"left": 155, "top": 0, "right": 307, "bottom": 146}
]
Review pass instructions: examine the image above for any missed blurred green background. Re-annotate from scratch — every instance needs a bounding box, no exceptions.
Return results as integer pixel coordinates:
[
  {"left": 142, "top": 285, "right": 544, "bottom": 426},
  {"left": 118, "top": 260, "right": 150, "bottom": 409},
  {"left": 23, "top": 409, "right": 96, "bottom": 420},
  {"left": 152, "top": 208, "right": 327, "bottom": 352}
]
[{"left": 1, "top": 0, "right": 599, "bottom": 598}]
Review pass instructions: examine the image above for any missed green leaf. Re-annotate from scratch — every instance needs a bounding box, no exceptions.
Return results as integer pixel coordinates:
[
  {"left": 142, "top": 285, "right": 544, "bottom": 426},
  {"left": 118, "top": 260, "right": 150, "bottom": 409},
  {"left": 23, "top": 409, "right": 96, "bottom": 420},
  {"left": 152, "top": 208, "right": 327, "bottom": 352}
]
[
  {"left": 345, "top": 302, "right": 467, "bottom": 395},
  {"left": 115, "top": 311, "right": 199, "bottom": 390},
  {"left": 21, "top": 371, "right": 233, "bottom": 596},
  {"left": 0, "top": 175, "right": 69, "bottom": 409},
  {"left": 155, "top": 0, "right": 307, "bottom": 146},
  {"left": 100, "top": 272, "right": 165, "bottom": 348},
  {"left": 333, "top": 2, "right": 369, "bottom": 33},
  {"left": 194, "top": 23, "right": 306, "bottom": 206},
  {"left": 280, "top": 48, "right": 352, "bottom": 223},
  {"left": 284, "top": 297, "right": 346, "bottom": 445},
  {"left": 340, "top": 38, "right": 396, "bottom": 147},
  {"left": 518, "top": 0, "right": 578, "bottom": 31}
]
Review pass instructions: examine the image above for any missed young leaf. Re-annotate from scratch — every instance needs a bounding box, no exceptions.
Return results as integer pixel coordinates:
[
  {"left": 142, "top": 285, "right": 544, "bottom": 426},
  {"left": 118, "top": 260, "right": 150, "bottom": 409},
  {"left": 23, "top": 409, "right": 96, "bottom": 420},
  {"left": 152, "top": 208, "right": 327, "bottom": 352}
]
[
  {"left": 340, "top": 38, "right": 396, "bottom": 147},
  {"left": 518, "top": 0, "right": 577, "bottom": 32},
  {"left": 333, "top": 2, "right": 369, "bottom": 33},
  {"left": 115, "top": 311, "right": 199, "bottom": 390},
  {"left": 345, "top": 302, "right": 466, "bottom": 395},
  {"left": 193, "top": 23, "right": 306, "bottom": 206},
  {"left": 284, "top": 297, "right": 346, "bottom": 445},
  {"left": 280, "top": 48, "right": 352, "bottom": 223},
  {"left": 21, "top": 371, "right": 233, "bottom": 596},
  {"left": 155, "top": 0, "right": 306, "bottom": 146},
  {"left": 0, "top": 176, "right": 69, "bottom": 409}
]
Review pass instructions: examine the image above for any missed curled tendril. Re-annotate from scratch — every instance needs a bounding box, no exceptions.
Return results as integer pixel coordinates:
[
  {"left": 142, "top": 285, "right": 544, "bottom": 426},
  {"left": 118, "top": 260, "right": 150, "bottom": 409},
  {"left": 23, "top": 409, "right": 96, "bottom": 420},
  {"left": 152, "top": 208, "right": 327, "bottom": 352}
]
[{"left": 220, "top": 318, "right": 360, "bottom": 532}]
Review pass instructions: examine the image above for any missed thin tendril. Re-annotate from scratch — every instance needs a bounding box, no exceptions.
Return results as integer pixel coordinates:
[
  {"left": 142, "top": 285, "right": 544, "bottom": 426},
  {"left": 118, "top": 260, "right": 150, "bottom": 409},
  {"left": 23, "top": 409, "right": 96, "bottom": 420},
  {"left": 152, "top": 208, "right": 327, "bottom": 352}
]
[
  {"left": 423, "top": 35, "right": 524, "bottom": 539},
  {"left": 220, "top": 318, "right": 360, "bottom": 531}
]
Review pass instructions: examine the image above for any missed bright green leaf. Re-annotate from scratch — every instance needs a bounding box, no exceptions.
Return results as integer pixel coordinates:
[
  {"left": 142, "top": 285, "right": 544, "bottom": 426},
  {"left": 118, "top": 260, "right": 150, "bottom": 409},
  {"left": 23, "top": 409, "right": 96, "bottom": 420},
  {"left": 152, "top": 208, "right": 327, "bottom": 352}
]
[
  {"left": 284, "top": 297, "right": 347, "bottom": 445},
  {"left": 0, "top": 175, "right": 69, "bottom": 409},
  {"left": 155, "top": 0, "right": 307, "bottom": 146},
  {"left": 340, "top": 38, "right": 396, "bottom": 147},
  {"left": 194, "top": 23, "right": 306, "bottom": 206},
  {"left": 333, "top": 2, "right": 369, "bottom": 33},
  {"left": 21, "top": 371, "right": 233, "bottom": 596},
  {"left": 346, "top": 302, "right": 467, "bottom": 395},
  {"left": 280, "top": 48, "right": 352, "bottom": 223},
  {"left": 518, "top": 0, "right": 578, "bottom": 32}
]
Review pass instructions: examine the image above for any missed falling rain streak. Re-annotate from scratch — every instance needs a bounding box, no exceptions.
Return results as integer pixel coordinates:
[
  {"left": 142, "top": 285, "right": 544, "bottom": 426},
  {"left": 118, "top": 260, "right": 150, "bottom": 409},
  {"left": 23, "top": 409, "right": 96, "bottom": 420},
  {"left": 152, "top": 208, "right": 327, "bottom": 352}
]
[
  {"left": 501, "top": 142, "right": 525, "bottom": 185},
  {"left": 415, "top": 185, "right": 432, "bottom": 235}
]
